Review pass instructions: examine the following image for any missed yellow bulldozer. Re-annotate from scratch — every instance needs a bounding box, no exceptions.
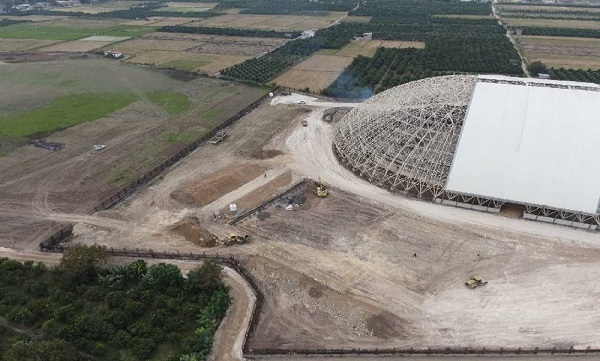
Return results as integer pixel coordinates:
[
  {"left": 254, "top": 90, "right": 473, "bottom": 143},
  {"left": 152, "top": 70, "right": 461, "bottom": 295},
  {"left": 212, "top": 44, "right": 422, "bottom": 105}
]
[
  {"left": 315, "top": 179, "right": 328, "bottom": 198},
  {"left": 219, "top": 233, "right": 249, "bottom": 246},
  {"left": 465, "top": 275, "right": 488, "bottom": 289}
]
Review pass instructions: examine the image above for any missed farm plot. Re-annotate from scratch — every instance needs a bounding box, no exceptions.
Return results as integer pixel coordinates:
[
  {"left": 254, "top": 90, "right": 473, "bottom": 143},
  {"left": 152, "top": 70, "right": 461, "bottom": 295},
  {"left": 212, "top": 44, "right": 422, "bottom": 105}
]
[
  {"left": 320, "top": 40, "right": 425, "bottom": 58},
  {"left": 141, "top": 17, "right": 195, "bottom": 27},
  {"left": 121, "top": 33, "right": 285, "bottom": 73},
  {"left": 190, "top": 12, "right": 347, "bottom": 31},
  {"left": 158, "top": 2, "right": 217, "bottom": 13},
  {"left": 0, "top": 21, "right": 154, "bottom": 41},
  {"left": 274, "top": 54, "right": 353, "bottom": 92},
  {"left": 0, "top": 14, "right": 66, "bottom": 22},
  {"left": 36, "top": 39, "right": 117, "bottom": 52},
  {"left": 503, "top": 18, "right": 600, "bottom": 29},
  {"left": 49, "top": 1, "right": 148, "bottom": 13},
  {"left": 129, "top": 50, "right": 250, "bottom": 73},
  {"left": 341, "top": 15, "right": 372, "bottom": 23},
  {"left": 516, "top": 35, "right": 600, "bottom": 69},
  {"left": 0, "top": 38, "right": 59, "bottom": 51}
]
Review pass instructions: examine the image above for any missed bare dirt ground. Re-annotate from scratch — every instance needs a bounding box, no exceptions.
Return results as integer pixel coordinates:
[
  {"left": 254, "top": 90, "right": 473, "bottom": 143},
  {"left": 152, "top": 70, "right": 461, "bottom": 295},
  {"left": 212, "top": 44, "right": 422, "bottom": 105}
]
[{"left": 3, "top": 90, "right": 600, "bottom": 358}]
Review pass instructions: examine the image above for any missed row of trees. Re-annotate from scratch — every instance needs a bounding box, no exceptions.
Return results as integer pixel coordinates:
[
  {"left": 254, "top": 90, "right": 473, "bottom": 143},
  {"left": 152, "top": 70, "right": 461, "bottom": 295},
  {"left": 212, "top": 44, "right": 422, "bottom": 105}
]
[
  {"left": 516, "top": 26, "right": 600, "bottom": 38},
  {"left": 0, "top": 245, "right": 230, "bottom": 361},
  {"left": 158, "top": 25, "right": 301, "bottom": 39},
  {"left": 548, "top": 67, "right": 600, "bottom": 84}
]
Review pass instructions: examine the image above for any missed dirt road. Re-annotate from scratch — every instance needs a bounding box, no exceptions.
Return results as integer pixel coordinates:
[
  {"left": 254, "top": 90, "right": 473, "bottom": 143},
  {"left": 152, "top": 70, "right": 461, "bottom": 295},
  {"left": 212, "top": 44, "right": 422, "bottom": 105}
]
[{"left": 210, "top": 267, "right": 256, "bottom": 361}]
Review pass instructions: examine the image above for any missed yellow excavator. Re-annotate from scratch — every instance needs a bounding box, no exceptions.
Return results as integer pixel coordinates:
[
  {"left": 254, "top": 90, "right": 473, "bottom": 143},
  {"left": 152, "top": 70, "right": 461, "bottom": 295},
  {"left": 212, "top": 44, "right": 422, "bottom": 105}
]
[{"left": 315, "top": 179, "right": 328, "bottom": 198}]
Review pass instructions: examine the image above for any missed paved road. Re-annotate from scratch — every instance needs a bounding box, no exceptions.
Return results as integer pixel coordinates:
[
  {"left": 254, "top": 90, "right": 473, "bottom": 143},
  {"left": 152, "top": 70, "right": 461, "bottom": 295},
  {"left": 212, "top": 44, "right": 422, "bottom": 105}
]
[{"left": 491, "top": 0, "right": 531, "bottom": 77}]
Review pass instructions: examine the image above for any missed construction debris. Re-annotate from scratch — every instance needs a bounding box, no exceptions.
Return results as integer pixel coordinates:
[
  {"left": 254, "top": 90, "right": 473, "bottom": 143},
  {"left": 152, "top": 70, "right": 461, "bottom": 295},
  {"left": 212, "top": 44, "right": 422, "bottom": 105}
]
[{"left": 30, "top": 138, "right": 62, "bottom": 152}]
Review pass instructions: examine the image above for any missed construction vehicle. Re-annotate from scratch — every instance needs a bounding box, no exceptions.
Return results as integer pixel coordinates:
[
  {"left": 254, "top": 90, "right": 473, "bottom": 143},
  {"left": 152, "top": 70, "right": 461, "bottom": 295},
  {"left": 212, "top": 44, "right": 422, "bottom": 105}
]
[
  {"left": 218, "top": 233, "right": 249, "bottom": 246},
  {"left": 209, "top": 130, "right": 227, "bottom": 144},
  {"left": 465, "top": 275, "right": 487, "bottom": 289},
  {"left": 315, "top": 179, "right": 328, "bottom": 198}
]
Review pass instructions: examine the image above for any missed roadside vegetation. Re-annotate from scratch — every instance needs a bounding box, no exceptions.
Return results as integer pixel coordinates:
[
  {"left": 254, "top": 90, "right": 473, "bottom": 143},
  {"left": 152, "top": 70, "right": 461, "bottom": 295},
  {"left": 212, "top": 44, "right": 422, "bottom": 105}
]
[{"left": 0, "top": 245, "right": 230, "bottom": 361}]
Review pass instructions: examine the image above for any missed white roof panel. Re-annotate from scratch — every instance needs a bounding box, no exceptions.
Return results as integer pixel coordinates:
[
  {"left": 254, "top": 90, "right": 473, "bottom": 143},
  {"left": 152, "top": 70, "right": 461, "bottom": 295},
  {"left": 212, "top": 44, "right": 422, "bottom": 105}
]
[{"left": 446, "top": 79, "right": 600, "bottom": 214}]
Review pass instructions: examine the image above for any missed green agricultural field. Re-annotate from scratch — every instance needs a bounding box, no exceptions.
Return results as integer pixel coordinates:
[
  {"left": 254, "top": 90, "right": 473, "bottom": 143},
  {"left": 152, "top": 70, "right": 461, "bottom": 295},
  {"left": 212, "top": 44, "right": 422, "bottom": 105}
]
[
  {"left": 148, "top": 92, "right": 191, "bottom": 115},
  {"left": 0, "top": 23, "right": 155, "bottom": 40},
  {"left": 0, "top": 93, "right": 136, "bottom": 139},
  {"left": 0, "top": 23, "right": 100, "bottom": 40}
]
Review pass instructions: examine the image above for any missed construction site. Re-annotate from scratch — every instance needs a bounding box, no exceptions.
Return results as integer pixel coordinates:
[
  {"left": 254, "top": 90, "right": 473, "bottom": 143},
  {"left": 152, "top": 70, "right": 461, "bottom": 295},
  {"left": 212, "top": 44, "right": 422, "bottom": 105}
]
[{"left": 2, "top": 82, "right": 600, "bottom": 359}]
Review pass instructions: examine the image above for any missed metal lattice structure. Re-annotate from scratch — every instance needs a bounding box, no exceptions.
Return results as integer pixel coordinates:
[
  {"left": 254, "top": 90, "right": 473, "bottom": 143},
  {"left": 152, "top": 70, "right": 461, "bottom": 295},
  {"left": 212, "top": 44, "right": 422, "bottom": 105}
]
[{"left": 333, "top": 75, "right": 477, "bottom": 199}]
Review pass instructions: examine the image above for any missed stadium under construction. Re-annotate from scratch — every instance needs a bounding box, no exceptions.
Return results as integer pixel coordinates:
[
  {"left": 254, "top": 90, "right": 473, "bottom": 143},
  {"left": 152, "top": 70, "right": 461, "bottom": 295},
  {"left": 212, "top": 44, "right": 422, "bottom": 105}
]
[{"left": 333, "top": 75, "right": 600, "bottom": 229}]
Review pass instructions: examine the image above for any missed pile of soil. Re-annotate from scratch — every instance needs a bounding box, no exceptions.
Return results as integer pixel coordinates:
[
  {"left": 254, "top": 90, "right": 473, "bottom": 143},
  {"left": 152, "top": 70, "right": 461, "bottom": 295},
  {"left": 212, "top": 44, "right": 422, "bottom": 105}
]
[{"left": 170, "top": 216, "right": 216, "bottom": 247}]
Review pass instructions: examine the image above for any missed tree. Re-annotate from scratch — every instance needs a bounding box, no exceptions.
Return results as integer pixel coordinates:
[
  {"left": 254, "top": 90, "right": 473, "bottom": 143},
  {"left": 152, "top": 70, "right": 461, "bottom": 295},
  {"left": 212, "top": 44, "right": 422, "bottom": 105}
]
[
  {"left": 58, "top": 244, "right": 107, "bottom": 285},
  {"left": 527, "top": 61, "right": 548, "bottom": 76},
  {"left": 186, "top": 261, "right": 224, "bottom": 294},
  {"left": 3, "top": 339, "right": 81, "bottom": 361},
  {"left": 142, "top": 263, "right": 184, "bottom": 294}
]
